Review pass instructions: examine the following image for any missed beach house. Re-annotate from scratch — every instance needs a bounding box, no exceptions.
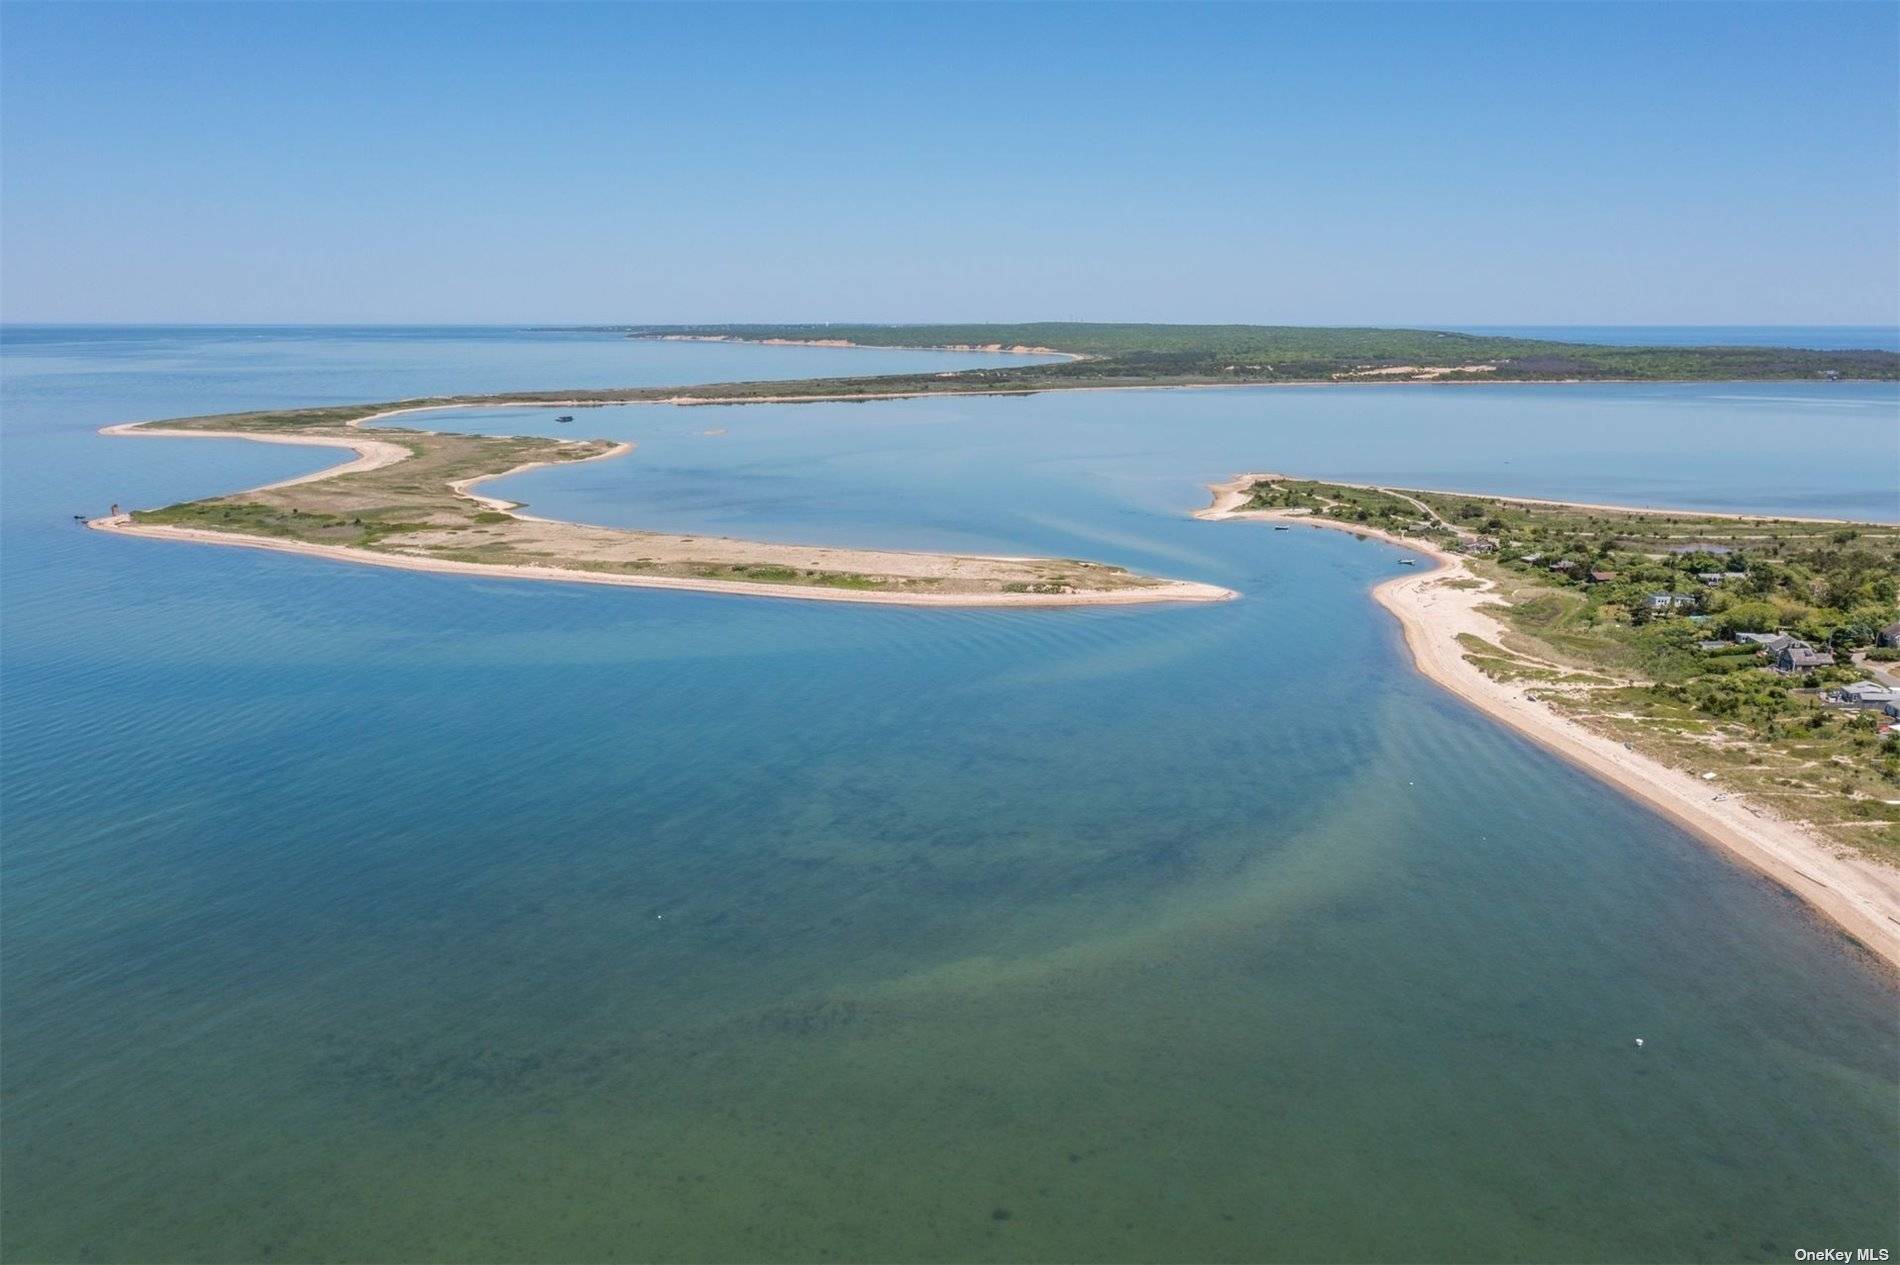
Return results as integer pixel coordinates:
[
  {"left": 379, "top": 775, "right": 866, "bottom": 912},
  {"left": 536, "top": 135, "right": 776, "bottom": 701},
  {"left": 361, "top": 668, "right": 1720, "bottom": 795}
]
[
  {"left": 1737, "top": 631, "right": 1797, "bottom": 656},
  {"left": 1830, "top": 681, "right": 1900, "bottom": 709},
  {"left": 1775, "top": 643, "right": 1836, "bottom": 672}
]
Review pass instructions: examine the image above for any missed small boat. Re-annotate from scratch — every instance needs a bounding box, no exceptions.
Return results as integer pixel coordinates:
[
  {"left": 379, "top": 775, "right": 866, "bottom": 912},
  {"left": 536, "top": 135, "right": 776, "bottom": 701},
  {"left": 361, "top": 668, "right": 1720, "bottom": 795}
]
[
  {"left": 554, "top": 414, "right": 574, "bottom": 424},
  {"left": 1399, "top": 558, "right": 1417, "bottom": 566}
]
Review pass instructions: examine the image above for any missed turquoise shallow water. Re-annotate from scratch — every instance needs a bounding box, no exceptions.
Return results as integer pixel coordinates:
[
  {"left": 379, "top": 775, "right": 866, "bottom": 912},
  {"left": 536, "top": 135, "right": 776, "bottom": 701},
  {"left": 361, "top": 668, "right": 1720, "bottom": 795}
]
[{"left": 3, "top": 328, "right": 1897, "bottom": 1262}]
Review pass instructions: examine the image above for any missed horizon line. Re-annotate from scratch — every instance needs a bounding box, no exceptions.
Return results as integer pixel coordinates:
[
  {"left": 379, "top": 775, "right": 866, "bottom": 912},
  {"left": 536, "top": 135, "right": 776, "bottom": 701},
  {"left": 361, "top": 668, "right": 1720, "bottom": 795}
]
[{"left": 4, "top": 320, "right": 1898, "bottom": 330}]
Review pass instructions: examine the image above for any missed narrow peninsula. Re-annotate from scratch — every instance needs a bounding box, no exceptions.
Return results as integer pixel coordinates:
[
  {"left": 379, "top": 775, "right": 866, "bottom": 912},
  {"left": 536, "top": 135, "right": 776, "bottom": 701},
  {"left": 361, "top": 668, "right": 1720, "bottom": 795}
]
[
  {"left": 1199, "top": 474, "right": 1900, "bottom": 967},
  {"left": 90, "top": 404, "right": 1232, "bottom": 606}
]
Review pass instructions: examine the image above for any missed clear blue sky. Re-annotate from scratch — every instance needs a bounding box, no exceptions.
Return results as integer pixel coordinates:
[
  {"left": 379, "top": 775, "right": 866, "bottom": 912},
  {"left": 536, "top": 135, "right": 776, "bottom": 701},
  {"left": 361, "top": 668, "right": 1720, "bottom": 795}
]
[{"left": 3, "top": 1, "right": 1895, "bottom": 325}]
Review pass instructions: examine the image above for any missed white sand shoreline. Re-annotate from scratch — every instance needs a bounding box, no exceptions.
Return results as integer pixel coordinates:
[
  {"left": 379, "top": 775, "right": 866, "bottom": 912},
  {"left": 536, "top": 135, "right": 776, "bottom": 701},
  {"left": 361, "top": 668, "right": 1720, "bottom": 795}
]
[
  {"left": 1198, "top": 474, "right": 1900, "bottom": 970},
  {"left": 91, "top": 516, "right": 1231, "bottom": 606},
  {"left": 90, "top": 414, "right": 1234, "bottom": 608}
]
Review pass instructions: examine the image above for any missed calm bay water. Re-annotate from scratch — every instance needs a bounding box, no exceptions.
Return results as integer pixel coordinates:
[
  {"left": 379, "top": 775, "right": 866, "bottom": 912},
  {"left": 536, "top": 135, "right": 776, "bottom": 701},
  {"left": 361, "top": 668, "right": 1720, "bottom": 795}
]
[{"left": 3, "top": 327, "right": 1896, "bottom": 1263}]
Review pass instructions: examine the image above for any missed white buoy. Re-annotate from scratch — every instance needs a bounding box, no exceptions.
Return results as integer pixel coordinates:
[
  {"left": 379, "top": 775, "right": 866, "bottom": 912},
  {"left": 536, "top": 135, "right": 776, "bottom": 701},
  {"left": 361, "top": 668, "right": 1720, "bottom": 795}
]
[{"left": 1634, "top": 1038, "right": 1644, "bottom": 1048}]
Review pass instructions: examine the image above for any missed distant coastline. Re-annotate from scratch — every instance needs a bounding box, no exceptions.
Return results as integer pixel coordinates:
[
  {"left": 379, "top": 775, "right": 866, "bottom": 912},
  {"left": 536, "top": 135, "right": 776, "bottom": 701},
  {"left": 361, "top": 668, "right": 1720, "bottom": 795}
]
[
  {"left": 638, "top": 332, "right": 1089, "bottom": 361},
  {"left": 1438, "top": 325, "right": 1900, "bottom": 353},
  {"left": 607, "top": 322, "right": 1900, "bottom": 392}
]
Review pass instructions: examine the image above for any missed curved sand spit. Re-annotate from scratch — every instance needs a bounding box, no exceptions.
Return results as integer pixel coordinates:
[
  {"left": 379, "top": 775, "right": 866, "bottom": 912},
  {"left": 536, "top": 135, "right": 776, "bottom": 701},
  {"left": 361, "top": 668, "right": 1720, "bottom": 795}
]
[
  {"left": 89, "top": 407, "right": 1234, "bottom": 608},
  {"left": 1199, "top": 474, "right": 1900, "bottom": 970}
]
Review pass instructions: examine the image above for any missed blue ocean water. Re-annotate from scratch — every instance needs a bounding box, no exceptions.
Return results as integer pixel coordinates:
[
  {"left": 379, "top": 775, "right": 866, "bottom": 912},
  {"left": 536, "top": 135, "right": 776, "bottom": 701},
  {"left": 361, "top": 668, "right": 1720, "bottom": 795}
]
[{"left": 2, "top": 327, "right": 1896, "bottom": 1263}]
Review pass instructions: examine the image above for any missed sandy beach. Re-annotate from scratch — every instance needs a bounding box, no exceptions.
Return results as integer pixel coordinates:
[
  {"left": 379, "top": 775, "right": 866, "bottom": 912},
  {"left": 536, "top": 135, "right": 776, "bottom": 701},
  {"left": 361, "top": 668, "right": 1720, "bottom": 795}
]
[
  {"left": 91, "top": 515, "right": 1233, "bottom": 606},
  {"left": 90, "top": 417, "right": 1234, "bottom": 608},
  {"left": 1199, "top": 474, "right": 1900, "bottom": 969}
]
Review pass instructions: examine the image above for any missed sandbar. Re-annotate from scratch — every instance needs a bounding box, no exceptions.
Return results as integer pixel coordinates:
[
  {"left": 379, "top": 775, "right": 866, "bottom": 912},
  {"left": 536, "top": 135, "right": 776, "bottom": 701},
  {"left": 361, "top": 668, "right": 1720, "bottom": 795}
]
[{"left": 90, "top": 408, "right": 1233, "bottom": 608}]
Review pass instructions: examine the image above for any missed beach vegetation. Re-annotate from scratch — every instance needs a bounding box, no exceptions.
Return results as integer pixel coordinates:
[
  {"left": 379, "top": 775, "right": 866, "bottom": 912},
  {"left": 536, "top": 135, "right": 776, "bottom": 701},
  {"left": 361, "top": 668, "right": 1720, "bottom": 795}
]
[
  {"left": 1238, "top": 475, "right": 1900, "bottom": 859},
  {"left": 607, "top": 323, "right": 1900, "bottom": 388},
  {"left": 118, "top": 418, "right": 1135, "bottom": 600}
]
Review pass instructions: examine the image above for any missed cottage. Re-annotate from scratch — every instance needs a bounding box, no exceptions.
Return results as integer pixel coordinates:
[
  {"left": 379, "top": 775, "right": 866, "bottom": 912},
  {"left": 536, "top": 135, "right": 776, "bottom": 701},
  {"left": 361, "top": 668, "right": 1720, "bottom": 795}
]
[
  {"left": 1832, "top": 681, "right": 1900, "bottom": 709},
  {"left": 1879, "top": 621, "right": 1900, "bottom": 649},
  {"left": 1644, "top": 592, "right": 1696, "bottom": 612},
  {"left": 1461, "top": 536, "right": 1498, "bottom": 555},
  {"left": 1587, "top": 569, "right": 1617, "bottom": 583},
  {"left": 1695, "top": 571, "right": 1749, "bottom": 585},
  {"left": 1737, "top": 631, "right": 1796, "bottom": 655},
  {"left": 1776, "top": 644, "right": 1836, "bottom": 672},
  {"left": 1548, "top": 559, "right": 1578, "bottom": 574}
]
